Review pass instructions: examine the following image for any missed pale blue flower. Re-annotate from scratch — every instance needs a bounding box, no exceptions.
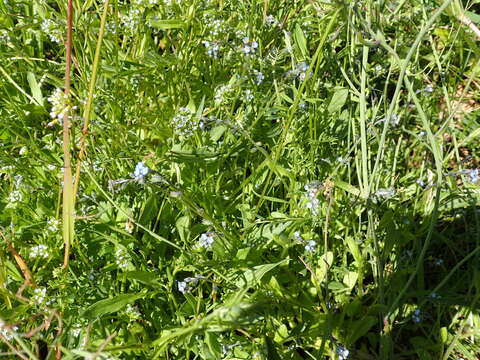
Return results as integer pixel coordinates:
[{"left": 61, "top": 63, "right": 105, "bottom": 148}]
[
  {"left": 305, "top": 240, "right": 316, "bottom": 252},
  {"left": 252, "top": 69, "right": 264, "bottom": 84},
  {"left": 202, "top": 40, "right": 220, "bottom": 58},
  {"left": 197, "top": 232, "right": 215, "bottom": 249},
  {"left": 412, "top": 308, "right": 422, "bottom": 323},
  {"left": 304, "top": 181, "right": 322, "bottom": 214},
  {"left": 177, "top": 280, "right": 190, "bottom": 294},
  {"left": 336, "top": 345, "right": 350, "bottom": 360},
  {"left": 241, "top": 37, "right": 258, "bottom": 54},
  {"left": 265, "top": 15, "right": 278, "bottom": 27},
  {"left": 467, "top": 168, "right": 479, "bottom": 183},
  {"left": 133, "top": 162, "right": 149, "bottom": 180},
  {"left": 293, "top": 231, "right": 303, "bottom": 242},
  {"left": 375, "top": 188, "right": 395, "bottom": 199}
]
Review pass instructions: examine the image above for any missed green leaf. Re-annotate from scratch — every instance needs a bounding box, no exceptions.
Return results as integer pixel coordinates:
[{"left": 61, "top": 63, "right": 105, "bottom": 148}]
[
  {"left": 440, "top": 327, "right": 448, "bottom": 344},
  {"left": 205, "top": 332, "right": 221, "bottom": 358},
  {"left": 176, "top": 215, "right": 190, "bottom": 244},
  {"left": 345, "top": 236, "right": 362, "bottom": 267},
  {"left": 83, "top": 293, "right": 143, "bottom": 320},
  {"left": 27, "top": 72, "right": 43, "bottom": 105},
  {"left": 346, "top": 316, "right": 377, "bottom": 344},
  {"left": 334, "top": 180, "right": 361, "bottom": 198},
  {"left": 265, "top": 336, "right": 282, "bottom": 360},
  {"left": 273, "top": 324, "right": 289, "bottom": 343},
  {"left": 236, "top": 248, "right": 250, "bottom": 260},
  {"left": 327, "top": 88, "right": 349, "bottom": 113},
  {"left": 343, "top": 271, "right": 358, "bottom": 290},
  {"left": 139, "top": 194, "right": 158, "bottom": 225},
  {"left": 123, "top": 271, "right": 160, "bottom": 286},
  {"left": 148, "top": 19, "right": 186, "bottom": 30},
  {"left": 316, "top": 251, "right": 333, "bottom": 282},
  {"left": 235, "top": 259, "right": 289, "bottom": 288},
  {"left": 466, "top": 11, "right": 480, "bottom": 24},
  {"left": 294, "top": 24, "right": 308, "bottom": 58}
]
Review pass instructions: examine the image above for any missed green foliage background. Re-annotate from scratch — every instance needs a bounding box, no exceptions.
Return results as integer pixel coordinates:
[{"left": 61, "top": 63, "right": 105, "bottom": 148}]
[{"left": 1, "top": 0, "right": 480, "bottom": 359}]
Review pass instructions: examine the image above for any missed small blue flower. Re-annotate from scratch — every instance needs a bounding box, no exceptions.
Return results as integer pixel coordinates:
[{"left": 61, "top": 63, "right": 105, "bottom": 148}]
[
  {"left": 197, "top": 232, "right": 215, "bottom": 249},
  {"left": 412, "top": 308, "right": 422, "bottom": 323},
  {"left": 416, "top": 179, "right": 425, "bottom": 187},
  {"left": 133, "top": 162, "right": 149, "bottom": 180},
  {"left": 336, "top": 345, "right": 350, "bottom": 359},
  {"left": 252, "top": 69, "right": 264, "bottom": 84},
  {"left": 177, "top": 280, "right": 190, "bottom": 294},
  {"left": 241, "top": 37, "right": 258, "bottom": 54},
  {"left": 468, "top": 168, "right": 479, "bottom": 183},
  {"left": 293, "top": 231, "right": 303, "bottom": 242},
  {"left": 305, "top": 240, "right": 316, "bottom": 252}
]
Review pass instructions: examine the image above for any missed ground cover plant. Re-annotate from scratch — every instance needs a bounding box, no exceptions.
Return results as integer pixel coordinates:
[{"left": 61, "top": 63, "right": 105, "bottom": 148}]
[{"left": 1, "top": 0, "right": 480, "bottom": 358}]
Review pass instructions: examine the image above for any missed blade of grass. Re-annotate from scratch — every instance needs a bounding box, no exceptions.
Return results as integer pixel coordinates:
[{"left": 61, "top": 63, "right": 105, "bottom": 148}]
[
  {"left": 62, "top": 0, "right": 75, "bottom": 269},
  {"left": 73, "top": 0, "right": 110, "bottom": 201}
]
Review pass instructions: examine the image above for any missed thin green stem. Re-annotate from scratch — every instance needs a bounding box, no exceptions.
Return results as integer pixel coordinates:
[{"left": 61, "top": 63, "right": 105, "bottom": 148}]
[
  {"left": 73, "top": 0, "right": 110, "bottom": 201},
  {"left": 62, "top": 0, "right": 75, "bottom": 269},
  {"left": 359, "top": 45, "right": 370, "bottom": 197}
]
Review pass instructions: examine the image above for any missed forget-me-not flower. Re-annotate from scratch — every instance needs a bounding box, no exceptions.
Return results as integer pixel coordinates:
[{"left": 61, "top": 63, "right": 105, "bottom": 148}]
[
  {"left": 133, "top": 162, "right": 149, "bottom": 180},
  {"left": 336, "top": 345, "right": 350, "bottom": 360}
]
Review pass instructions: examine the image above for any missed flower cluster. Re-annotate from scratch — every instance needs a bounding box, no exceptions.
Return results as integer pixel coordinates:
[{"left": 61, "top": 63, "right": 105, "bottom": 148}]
[
  {"left": 132, "top": 162, "right": 149, "bottom": 181},
  {"left": 47, "top": 88, "right": 72, "bottom": 125},
  {"left": 304, "top": 181, "right": 322, "bottom": 215},
  {"left": 202, "top": 40, "right": 220, "bottom": 58},
  {"left": 457, "top": 168, "right": 479, "bottom": 183},
  {"left": 265, "top": 15, "right": 279, "bottom": 27},
  {"left": 241, "top": 37, "right": 258, "bottom": 55},
  {"left": 305, "top": 240, "right": 316, "bottom": 252},
  {"left": 47, "top": 218, "right": 59, "bottom": 232},
  {"left": 412, "top": 308, "right": 422, "bottom": 323},
  {"left": 115, "top": 248, "right": 130, "bottom": 270},
  {"left": 7, "top": 190, "right": 22, "bottom": 204},
  {"left": 177, "top": 274, "right": 206, "bottom": 294},
  {"left": 30, "top": 245, "right": 49, "bottom": 259},
  {"left": 286, "top": 62, "right": 308, "bottom": 81},
  {"left": 171, "top": 107, "right": 199, "bottom": 136},
  {"left": 121, "top": 7, "right": 142, "bottom": 31},
  {"left": 32, "top": 287, "right": 47, "bottom": 305},
  {"left": 0, "top": 31, "right": 9, "bottom": 43},
  {"left": 243, "top": 89, "right": 253, "bottom": 102},
  {"left": 41, "top": 19, "right": 63, "bottom": 43},
  {"left": 70, "top": 325, "right": 82, "bottom": 337},
  {"left": 0, "top": 320, "right": 18, "bottom": 342},
  {"left": 252, "top": 69, "right": 264, "bottom": 85},
  {"left": 336, "top": 345, "right": 350, "bottom": 360},
  {"left": 207, "top": 18, "right": 226, "bottom": 37},
  {"left": 293, "top": 232, "right": 316, "bottom": 252},
  {"left": 125, "top": 304, "right": 141, "bottom": 320},
  {"left": 214, "top": 84, "right": 235, "bottom": 105},
  {"left": 196, "top": 232, "right": 215, "bottom": 249},
  {"left": 374, "top": 188, "right": 396, "bottom": 200},
  {"left": 293, "top": 231, "right": 303, "bottom": 242}
]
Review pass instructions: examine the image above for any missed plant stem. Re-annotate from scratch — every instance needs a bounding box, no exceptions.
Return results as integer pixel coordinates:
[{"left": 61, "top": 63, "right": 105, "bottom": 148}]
[
  {"left": 73, "top": 0, "right": 110, "bottom": 201},
  {"left": 62, "top": 0, "right": 75, "bottom": 269}
]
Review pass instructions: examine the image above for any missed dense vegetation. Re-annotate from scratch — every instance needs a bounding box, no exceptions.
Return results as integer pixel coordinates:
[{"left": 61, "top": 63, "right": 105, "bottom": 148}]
[{"left": 1, "top": 0, "right": 480, "bottom": 359}]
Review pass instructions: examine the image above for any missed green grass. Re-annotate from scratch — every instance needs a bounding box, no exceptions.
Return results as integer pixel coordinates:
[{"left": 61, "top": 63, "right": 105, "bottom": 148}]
[{"left": 1, "top": 0, "right": 480, "bottom": 359}]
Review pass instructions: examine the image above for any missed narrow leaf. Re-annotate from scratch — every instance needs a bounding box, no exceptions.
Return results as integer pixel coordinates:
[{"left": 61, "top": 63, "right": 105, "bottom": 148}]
[
  {"left": 83, "top": 293, "right": 143, "bottom": 319},
  {"left": 327, "top": 88, "right": 349, "bottom": 113}
]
